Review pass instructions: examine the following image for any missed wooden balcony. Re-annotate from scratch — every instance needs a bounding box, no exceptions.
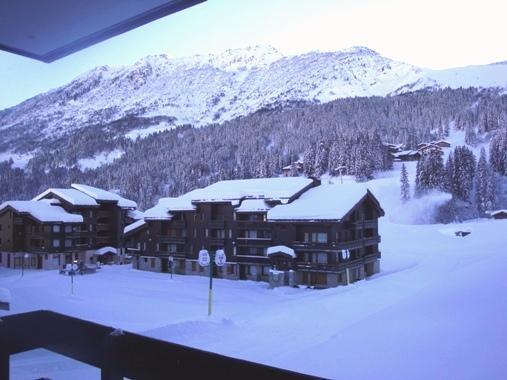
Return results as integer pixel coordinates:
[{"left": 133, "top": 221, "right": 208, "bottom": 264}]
[
  {"left": 351, "top": 220, "right": 377, "bottom": 229},
  {"left": 207, "top": 237, "right": 225, "bottom": 246},
  {"left": 235, "top": 221, "right": 269, "bottom": 229},
  {"left": 157, "top": 235, "right": 186, "bottom": 244},
  {"left": 235, "top": 237, "right": 272, "bottom": 247},
  {"left": 169, "top": 220, "right": 185, "bottom": 229},
  {"left": 207, "top": 220, "right": 225, "bottom": 229}
]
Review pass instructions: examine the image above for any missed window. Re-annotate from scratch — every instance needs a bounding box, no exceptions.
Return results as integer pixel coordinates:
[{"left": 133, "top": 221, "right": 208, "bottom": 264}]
[
  {"left": 245, "top": 230, "right": 257, "bottom": 239},
  {"left": 227, "top": 264, "right": 234, "bottom": 274},
  {"left": 52, "top": 225, "right": 61, "bottom": 233},
  {"left": 52, "top": 239, "right": 60, "bottom": 248},
  {"left": 304, "top": 232, "right": 328, "bottom": 243},
  {"left": 317, "top": 253, "right": 327, "bottom": 264},
  {"left": 215, "top": 229, "right": 225, "bottom": 239},
  {"left": 169, "top": 244, "right": 177, "bottom": 253},
  {"left": 65, "top": 225, "right": 72, "bottom": 233},
  {"left": 65, "top": 239, "right": 72, "bottom": 248}
]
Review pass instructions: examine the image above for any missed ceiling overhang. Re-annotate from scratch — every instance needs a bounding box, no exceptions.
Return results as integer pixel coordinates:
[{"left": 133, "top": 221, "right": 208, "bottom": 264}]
[{"left": 0, "top": 0, "right": 206, "bottom": 63}]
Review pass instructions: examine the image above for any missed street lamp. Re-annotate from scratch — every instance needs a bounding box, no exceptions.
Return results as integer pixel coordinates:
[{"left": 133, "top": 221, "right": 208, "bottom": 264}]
[{"left": 21, "top": 253, "right": 29, "bottom": 277}]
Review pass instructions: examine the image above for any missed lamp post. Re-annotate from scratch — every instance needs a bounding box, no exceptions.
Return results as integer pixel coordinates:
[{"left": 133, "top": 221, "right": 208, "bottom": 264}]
[
  {"left": 21, "top": 253, "right": 29, "bottom": 277},
  {"left": 169, "top": 256, "right": 174, "bottom": 279}
]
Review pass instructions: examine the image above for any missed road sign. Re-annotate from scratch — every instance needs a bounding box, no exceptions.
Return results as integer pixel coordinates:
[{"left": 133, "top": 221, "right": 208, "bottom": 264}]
[
  {"left": 198, "top": 250, "right": 210, "bottom": 267},
  {"left": 65, "top": 264, "right": 72, "bottom": 271},
  {"left": 71, "top": 263, "right": 78, "bottom": 270},
  {"left": 215, "top": 249, "right": 226, "bottom": 267}
]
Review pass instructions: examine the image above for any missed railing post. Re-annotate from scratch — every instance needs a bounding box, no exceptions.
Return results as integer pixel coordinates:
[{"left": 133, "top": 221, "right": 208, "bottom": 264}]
[
  {"left": 101, "top": 329, "right": 123, "bottom": 380},
  {"left": 0, "top": 350, "right": 9, "bottom": 380}
]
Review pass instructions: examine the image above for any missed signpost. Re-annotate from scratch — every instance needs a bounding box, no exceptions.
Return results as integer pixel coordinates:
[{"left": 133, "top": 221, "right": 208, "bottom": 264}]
[
  {"left": 199, "top": 249, "right": 226, "bottom": 316},
  {"left": 66, "top": 261, "right": 79, "bottom": 294}
]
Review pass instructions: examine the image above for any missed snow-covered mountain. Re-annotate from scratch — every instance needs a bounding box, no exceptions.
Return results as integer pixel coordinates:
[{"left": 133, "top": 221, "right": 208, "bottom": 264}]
[{"left": 1, "top": 45, "right": 507, "bottom": 150}]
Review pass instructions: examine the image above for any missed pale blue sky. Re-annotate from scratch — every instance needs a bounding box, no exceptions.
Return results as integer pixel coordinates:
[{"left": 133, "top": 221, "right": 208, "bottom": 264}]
[{"left": 1, "top": 0, "right": 506, "bottom": 110}]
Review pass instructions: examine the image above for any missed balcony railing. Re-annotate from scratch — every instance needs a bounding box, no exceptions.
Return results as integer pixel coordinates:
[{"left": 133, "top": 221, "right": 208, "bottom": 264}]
[
  {"left": 157, "top": 235, "right": 186, "bottom": 244},
  {"left": 207, "top": 220, "right": 225, "bottom": 229}
]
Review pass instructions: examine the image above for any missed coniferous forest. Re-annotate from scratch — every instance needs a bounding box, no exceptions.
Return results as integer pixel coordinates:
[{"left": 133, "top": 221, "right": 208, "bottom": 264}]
[{"left": 1, "top": 87, "right": 507, "bottom": 213}]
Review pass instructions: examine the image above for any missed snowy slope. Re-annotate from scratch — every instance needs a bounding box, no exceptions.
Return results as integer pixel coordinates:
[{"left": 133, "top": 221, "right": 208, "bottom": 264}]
[
  {"left": 426, "top": 61, "right": 507, "bottom": 89},
  {"left": 0, "top": 46, "right": 435, "bottom": 144}
]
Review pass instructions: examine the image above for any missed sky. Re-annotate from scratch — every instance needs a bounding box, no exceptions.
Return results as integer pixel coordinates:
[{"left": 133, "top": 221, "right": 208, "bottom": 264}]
[{"left": 0, "top": 0, "right": 506, "bottom": 110}]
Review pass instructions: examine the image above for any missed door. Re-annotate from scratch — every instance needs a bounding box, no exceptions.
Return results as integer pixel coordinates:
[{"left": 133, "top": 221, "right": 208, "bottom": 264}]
[
  {"left": 239, "top": 264, "right": 247, "bottom": 280},
  {"left": 37, "top": 255, "right": 43, "bottom": 269},
  {"left": 161, "top": 258, "right": 168, "bottom": 273},
  {"left": 7, "top": 254, "right": 10, "bottom": 268}
]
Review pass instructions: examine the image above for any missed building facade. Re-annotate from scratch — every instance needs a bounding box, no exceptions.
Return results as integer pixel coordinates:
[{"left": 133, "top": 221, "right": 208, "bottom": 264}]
[
  {"left": 0, "top": 184, "right": 137, "bottom": 270},
  {"left": 125, "top": 177, "right": 385, "bottom": 288}
]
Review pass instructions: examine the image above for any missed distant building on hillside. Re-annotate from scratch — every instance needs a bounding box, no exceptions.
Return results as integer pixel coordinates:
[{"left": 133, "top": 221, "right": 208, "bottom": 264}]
[
  {"left": 0, "top": 184, "right": 138, "bottom": 270},
  {"left": 282, "top": 160, "right": 304, "bottom": 177},
  {"left": 487, "top": 210, "right": 507, "bottom": 220},
  {"left": 125, "top": 177, "right": 385, "bottom": 288}
]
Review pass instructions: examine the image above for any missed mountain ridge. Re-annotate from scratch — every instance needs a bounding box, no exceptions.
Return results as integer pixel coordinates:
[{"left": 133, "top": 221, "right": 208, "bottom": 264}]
[{"left": 1, "top": 45, "right": 506, "bottom": 156}]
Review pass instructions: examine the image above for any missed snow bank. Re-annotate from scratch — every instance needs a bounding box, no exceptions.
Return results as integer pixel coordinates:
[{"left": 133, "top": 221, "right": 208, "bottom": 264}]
[{"left": 0, "top": 287, "right": 11, "bottom": 303}]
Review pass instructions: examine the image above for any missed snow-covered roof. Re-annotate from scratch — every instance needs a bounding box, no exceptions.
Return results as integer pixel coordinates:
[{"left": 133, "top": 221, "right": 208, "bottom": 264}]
[
  {"left": 144, "top": 196, "right": 196, "bottom": 220},
  {"left": 188, "top": 177, "right": 314, "bottom": 203},
  {"left": 128, "top": 209, "right": 144, "bottom": 220},
  {"left": 95, "top": 246, "right": 117, "bottom": 255},
  {"left": 268, "top": 184, "right": 375, "bottom": 221},
  {"left": 33, "top": 188, "right": 98, "bottom": 206},
  {"left": 489, "top": 209, "right": 507, "bottom": 216},
  {"left": 0, "top": 287, "right": 11, "bottom": 303},
  {"left": 71, "top": 184, "right": 137, "bottom": 208},
  {"left": 124, "top": 219, "right": 147, "bottom": 235},
  {"left": 236, "top": 199, "right": 272, "bottom": 213},
  {"left": 392, "top": 150, "right": 419, "bottom": 158},
  {"left": 0, "top": 201, "right": 83, "bottom": 223},
  {"left": 267, "top": 245, "right": 295, "bottom": 258}
]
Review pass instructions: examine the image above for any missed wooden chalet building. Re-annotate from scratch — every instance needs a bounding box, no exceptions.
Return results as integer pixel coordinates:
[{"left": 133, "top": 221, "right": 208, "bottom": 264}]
[
  {"left": 0, "top": 184, "right": 137, "bottom": 270},
  {"left": 125, "top": 177, "right": 385, "bottom": 288}
]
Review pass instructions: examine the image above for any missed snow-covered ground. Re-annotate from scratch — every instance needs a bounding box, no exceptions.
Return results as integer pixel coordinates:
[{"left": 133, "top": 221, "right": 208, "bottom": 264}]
[
  {"left": 2, "top": 128, "right": 505, "bottom": 379},
  {"left": 77, "top": 149, "right": 125, "bottom": 171},
  {"left": 2, "top": 217, "right": 506, "bottom": 379}
]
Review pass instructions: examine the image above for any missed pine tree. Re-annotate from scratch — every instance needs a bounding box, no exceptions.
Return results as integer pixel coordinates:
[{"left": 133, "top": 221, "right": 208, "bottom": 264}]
[
  {"left": 400, "top": 163, "right": 410, "bottom": 202},
  {"left": 303, "top": 145, "right": 316, "bottom": 177},
  {"left": 475, "top": 147, "right": 495, "bottom": 214}
]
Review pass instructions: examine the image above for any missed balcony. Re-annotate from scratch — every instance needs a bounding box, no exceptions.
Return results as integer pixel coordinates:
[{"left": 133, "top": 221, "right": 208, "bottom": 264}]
[
  {"left": 235, "top": 237, "right": 272, "bottom": 247},
  {"left": 235, "top": 221, "right": 268, "bottom": 229},
  {"left": 157, "top": 235, "right": 186, "bottom": 244},
  {"left": 169, "top": 220, "right": 186, "bottom": 229},
  {"left": 207, "top": 220, "right": 225, "bottom": 229},
  {"left": 96, "top": 223, "right": 112, "bottom": 231},
  {"left": 351, "top": 220, "right": 377, "bottom": 229},
  {"left": 207, "top": 237, "right": 225, "bottom": 246}
]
